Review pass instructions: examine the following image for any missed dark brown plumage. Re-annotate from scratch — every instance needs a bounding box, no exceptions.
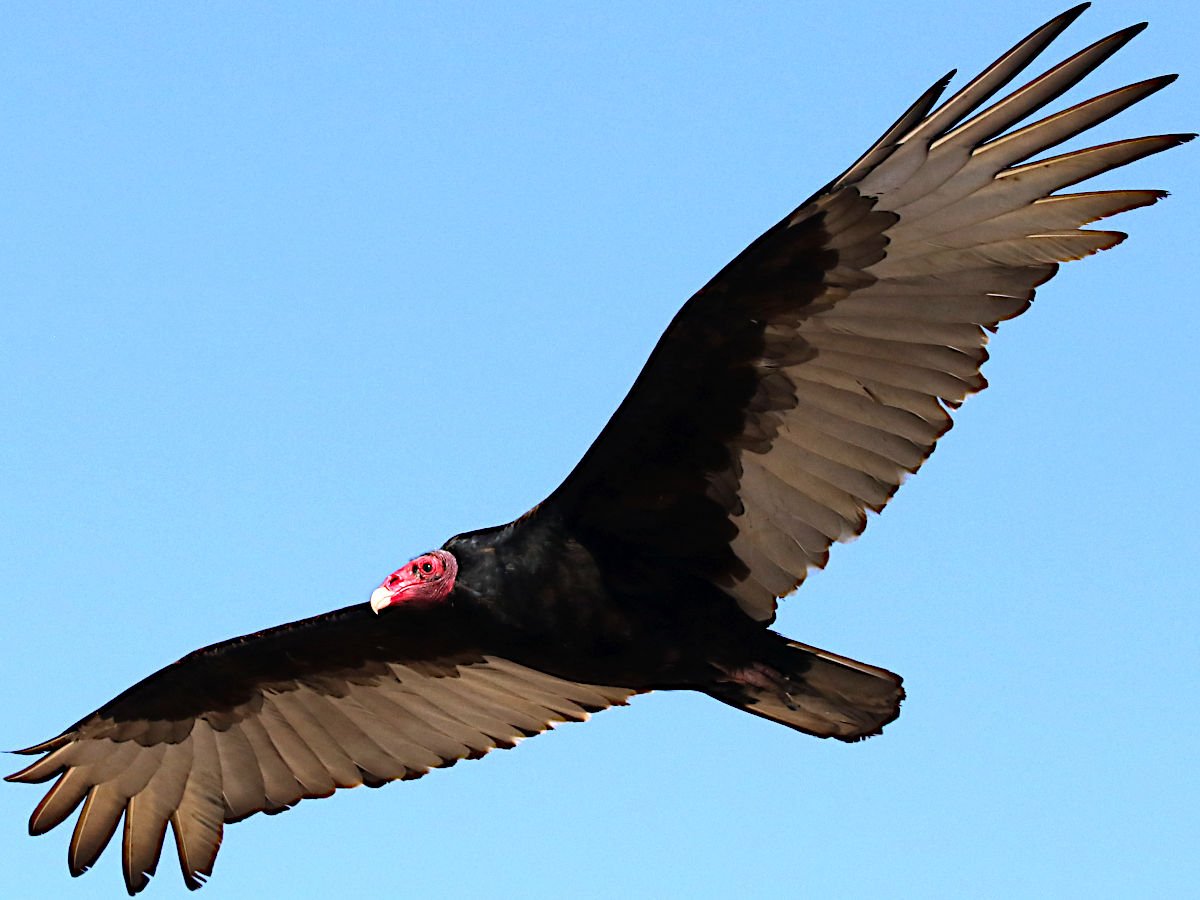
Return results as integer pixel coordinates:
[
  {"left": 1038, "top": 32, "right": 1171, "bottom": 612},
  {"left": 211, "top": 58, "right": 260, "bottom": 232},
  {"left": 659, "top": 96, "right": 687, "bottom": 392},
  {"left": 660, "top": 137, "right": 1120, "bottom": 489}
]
[{"left": 8, "top": 5, "right": 1192, "bottom": 894}]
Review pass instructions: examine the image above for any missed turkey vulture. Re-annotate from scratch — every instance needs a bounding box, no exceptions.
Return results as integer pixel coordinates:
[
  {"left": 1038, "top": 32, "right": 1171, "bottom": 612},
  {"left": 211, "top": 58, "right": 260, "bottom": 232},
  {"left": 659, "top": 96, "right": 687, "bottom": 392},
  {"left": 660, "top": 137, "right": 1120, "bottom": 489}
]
[{"left": 8, "top": 5, "right": 1192, "bottom": 894}]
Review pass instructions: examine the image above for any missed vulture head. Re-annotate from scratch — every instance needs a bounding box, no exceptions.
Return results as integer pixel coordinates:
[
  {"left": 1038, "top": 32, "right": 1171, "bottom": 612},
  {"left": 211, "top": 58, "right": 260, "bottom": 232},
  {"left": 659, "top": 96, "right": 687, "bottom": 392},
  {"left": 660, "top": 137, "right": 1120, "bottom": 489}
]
[{"left": 370, "top": 549, "right": 458, "bottom": 612}]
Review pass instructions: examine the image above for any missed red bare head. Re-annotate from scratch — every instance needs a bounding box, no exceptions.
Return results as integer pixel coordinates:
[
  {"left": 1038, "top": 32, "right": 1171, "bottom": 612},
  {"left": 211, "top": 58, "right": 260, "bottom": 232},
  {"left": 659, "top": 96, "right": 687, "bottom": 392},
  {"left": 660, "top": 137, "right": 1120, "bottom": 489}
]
[{"left": 370, "top": 549, "right": 458, "bottom": 613}]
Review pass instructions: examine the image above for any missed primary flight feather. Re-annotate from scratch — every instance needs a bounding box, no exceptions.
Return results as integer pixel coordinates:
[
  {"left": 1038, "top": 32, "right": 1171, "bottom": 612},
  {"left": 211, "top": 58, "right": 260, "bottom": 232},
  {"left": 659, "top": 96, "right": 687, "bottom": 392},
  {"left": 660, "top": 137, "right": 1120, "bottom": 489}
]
[{"left": 8, "top": 5, "right": 1192, "bottom": 893}]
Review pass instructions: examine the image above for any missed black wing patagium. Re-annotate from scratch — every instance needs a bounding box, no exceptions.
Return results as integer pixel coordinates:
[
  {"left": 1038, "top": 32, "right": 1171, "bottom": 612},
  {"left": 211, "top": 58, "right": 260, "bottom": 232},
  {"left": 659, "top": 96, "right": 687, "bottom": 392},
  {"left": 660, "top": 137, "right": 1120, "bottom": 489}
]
[{"left": 8, "top": 6, "right": 1192, "bottom": 894}]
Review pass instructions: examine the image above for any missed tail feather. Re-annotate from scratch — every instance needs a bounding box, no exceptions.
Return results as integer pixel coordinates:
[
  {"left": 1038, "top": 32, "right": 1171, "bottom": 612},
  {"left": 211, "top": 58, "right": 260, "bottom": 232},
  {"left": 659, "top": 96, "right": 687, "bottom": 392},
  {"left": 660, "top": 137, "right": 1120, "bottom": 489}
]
[{"left": 706, "top": 638, "right": 903, "bottom": 742}]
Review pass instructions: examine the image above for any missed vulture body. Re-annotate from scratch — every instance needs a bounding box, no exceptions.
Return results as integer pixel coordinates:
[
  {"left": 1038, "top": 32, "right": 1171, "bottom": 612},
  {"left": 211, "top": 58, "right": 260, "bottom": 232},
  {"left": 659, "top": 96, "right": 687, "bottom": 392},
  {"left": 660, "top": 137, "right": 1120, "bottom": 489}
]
[{"left": 8, "top": 5, "right": 1191, "bottom": 894}]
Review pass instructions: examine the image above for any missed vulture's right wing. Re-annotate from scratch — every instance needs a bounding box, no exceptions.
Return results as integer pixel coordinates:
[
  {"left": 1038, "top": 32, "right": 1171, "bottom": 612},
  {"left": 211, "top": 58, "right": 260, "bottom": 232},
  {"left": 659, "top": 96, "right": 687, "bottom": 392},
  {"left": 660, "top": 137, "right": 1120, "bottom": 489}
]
[{"left": 7, "top": 603, "right": 635, "bottom": 893}]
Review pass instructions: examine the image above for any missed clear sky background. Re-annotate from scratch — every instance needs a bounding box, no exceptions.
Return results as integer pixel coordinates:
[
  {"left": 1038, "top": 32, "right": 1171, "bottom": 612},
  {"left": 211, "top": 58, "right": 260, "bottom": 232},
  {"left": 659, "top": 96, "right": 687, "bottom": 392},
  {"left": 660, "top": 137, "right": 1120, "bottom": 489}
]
[{"left": 3, "top": 2, "right": 1198, "bottom": 898}]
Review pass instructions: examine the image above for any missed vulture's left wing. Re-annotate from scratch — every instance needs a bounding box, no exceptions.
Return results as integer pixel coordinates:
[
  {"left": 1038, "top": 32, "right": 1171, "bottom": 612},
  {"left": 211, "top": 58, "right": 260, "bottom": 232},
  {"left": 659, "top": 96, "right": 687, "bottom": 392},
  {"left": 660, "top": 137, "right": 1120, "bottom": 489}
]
[{"left": 538, "top": 7, "right": 1192, "bottom": 622}]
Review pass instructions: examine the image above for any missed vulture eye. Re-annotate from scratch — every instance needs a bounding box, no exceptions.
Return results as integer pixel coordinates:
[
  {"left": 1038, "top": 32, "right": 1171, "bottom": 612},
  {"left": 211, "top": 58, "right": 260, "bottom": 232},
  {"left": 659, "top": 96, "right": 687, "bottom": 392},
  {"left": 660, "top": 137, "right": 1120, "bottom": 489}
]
[{"left": 422, "top": 561, "right": 433, "bottom": 573}]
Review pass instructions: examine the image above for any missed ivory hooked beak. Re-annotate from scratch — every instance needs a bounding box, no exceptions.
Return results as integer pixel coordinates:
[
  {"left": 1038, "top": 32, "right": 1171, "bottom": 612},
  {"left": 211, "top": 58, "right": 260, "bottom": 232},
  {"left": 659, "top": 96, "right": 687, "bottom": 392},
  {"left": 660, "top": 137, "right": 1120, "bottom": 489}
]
[{"left": 369, "top": 586, "right": 394, "bottom": 614}]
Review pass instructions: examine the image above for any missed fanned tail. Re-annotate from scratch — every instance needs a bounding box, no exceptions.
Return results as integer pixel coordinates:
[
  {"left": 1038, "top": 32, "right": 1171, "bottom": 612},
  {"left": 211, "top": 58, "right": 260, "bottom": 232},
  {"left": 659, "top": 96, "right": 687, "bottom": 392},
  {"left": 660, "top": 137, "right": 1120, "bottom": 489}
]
[{"left": 706, "top": 636, "right": 903, "bottom": 742}]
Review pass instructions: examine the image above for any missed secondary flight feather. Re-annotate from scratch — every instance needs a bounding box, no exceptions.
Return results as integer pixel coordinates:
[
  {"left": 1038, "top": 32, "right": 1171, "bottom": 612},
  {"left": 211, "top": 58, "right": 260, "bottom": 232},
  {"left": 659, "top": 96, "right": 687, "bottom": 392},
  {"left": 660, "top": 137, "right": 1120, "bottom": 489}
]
[{"left": 8, "top": 5, "right": 1192, "bottom": 894}]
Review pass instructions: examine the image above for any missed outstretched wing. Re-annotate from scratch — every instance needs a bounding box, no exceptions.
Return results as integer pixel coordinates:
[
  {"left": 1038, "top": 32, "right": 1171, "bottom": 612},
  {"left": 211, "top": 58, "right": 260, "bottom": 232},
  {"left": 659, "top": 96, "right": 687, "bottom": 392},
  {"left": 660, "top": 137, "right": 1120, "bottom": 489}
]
[
  {"left": 5, "top": 604, "right": 635, "bottom": 893},
  {"left": 538, "top": 5, "right": 1192, "bottom": 622}
]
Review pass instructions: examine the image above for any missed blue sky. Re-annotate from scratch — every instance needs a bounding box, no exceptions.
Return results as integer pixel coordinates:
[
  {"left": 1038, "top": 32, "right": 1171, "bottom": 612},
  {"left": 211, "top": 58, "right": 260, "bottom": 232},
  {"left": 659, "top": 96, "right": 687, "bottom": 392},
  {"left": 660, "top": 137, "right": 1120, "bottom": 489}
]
[{"left": 3, "top": 2, "right": 1197, "bottom": 897}]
